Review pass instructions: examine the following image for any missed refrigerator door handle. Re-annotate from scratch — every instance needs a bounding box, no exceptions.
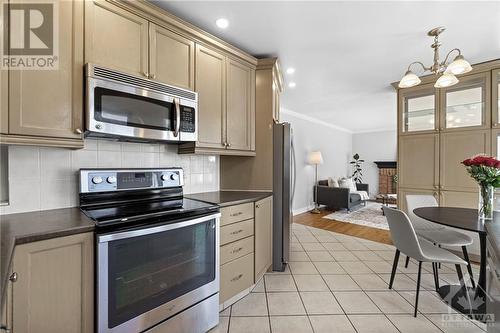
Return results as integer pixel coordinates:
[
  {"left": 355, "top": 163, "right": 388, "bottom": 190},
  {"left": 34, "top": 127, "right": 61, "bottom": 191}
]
[{"left": 291, "top": 137, "right": 297, "bottom": 206}]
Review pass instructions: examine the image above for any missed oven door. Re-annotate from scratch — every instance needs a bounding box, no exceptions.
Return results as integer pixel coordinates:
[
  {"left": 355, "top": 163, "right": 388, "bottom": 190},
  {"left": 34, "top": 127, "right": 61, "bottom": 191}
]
[
  {"left": 87, "top": 77, "right": 180, "bottom": 142},
  {"left": 97, "top": 213, "right": 220, "bottom": 333}
]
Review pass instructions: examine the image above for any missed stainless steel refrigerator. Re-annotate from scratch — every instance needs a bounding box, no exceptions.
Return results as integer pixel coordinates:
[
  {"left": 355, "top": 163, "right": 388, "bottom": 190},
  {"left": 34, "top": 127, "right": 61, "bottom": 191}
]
[{"left": 273, "top": 122, "right": 296, "bottom": 271}]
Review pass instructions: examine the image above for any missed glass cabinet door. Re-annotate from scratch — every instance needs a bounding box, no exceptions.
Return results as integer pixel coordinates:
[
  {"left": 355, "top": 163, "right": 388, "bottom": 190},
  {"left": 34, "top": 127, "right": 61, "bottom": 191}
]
[
  {"left": 440, "top": 73, "right": 490, "bottom": 130},
  {"left": 400, "top": 85, "right": 437, "bottom": 133}
]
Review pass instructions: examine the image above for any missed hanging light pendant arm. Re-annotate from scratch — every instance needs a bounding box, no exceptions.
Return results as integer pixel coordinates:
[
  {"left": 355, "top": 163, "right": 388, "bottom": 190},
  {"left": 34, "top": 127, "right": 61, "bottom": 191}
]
[
  {"left": 441, "top": 48, "right": 462, "bottom": 67},
  {"left": 406, "top": 61, "right": 430, "bottom": 74}
]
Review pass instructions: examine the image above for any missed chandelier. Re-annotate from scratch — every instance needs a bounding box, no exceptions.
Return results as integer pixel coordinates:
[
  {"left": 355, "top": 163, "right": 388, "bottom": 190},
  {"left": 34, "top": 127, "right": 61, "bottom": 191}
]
[{"left": 399, "top": 27, "right": 472, "bottom": 89}]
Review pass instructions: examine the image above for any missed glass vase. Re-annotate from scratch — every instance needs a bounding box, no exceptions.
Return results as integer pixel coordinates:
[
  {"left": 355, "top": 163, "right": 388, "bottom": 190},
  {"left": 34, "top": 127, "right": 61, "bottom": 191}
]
[{"left": 479, "top": 184, "right": 494, "bottom": 220}]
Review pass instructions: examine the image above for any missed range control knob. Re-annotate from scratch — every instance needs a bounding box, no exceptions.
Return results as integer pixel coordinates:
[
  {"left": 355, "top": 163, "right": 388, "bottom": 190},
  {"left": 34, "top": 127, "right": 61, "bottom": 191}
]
[
  {"left": 92, "top": 176, "right": 103, "bottom": 184},
  {"left": 170, "top": 173, "right": 179, "bottom": 181},
  {"left": 107, "top": 176, "right": 117, "bottom": 184},
  {"left": 161, "top": 174, "right": 168, "bottom": 181}
]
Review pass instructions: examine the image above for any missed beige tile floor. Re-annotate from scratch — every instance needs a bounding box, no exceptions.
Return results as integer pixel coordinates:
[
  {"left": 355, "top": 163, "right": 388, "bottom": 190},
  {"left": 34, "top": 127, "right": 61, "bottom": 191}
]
[{"left": 210, "top": 223, "right": 486, "bottom": 333}]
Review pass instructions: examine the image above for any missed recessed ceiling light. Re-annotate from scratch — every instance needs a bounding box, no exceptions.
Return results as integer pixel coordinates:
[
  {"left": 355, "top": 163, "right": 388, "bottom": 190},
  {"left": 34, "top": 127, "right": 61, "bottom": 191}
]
[
  {"left": 286, "top": 67, "right": 295, "bottom": 74},
  {"left": 216, "top": 18, "right": 229, "bottom": 29},
  {"left": 288, "top": 82, "right": 296, "bottom": 88}
]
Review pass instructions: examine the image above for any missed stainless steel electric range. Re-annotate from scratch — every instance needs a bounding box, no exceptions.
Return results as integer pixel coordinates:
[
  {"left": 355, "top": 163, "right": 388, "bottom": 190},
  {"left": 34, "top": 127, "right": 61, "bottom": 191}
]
[{"left": 79, "top": 168, "right": 220, "bottom": 333}]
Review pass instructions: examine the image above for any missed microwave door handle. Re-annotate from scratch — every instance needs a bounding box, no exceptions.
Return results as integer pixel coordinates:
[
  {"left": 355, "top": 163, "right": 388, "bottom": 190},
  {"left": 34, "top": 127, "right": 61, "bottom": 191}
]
[{"left": 173, "top": 98, "right": 181, "bottom": 138}]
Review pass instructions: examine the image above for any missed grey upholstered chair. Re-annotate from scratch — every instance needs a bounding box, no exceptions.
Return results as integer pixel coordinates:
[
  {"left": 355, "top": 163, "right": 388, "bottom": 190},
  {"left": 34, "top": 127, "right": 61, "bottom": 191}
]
[
  {"left": 405, "top": 195, "right": 475, "bottom": 288},
  {"left": 383, "top": 206, "right": 470, "bottom": 317}
]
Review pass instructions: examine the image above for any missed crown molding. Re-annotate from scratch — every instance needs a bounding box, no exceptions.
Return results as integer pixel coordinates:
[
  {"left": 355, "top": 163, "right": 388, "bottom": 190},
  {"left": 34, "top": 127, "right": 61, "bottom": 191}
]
[{"left": 280, "top": 108, "right": 353, "bottom": 133}]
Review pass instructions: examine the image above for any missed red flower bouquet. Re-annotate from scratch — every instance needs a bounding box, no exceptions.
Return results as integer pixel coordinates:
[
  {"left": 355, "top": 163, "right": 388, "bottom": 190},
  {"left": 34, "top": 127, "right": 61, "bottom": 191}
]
[{"left": 462, "top": 155, "right": 500, "bottom": 220}]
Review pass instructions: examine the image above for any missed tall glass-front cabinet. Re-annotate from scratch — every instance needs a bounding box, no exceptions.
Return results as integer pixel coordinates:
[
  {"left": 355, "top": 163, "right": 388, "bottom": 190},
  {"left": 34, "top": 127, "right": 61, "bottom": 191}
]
[{"left": 397, "top": 68, "right": 495, "bottom": 213}]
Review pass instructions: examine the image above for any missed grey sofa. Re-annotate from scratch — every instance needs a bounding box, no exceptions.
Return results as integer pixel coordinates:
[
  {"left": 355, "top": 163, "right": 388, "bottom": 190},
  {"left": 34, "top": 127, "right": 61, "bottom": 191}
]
[{"left": 315, "top": 180, "right": 369, "bottom": 211}]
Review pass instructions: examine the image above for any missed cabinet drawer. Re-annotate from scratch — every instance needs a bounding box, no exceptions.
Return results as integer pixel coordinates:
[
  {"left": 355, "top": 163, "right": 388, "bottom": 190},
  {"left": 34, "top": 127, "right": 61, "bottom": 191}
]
[
  {"left": 220, "top": 219, "right": 254, "bottom": 245},
  {"left": 220, "top": 253, "right": 254, "bottom": 303},
  {"left": 220, "top": 236, "right": 254, "bottom": 265},
  {"left": 221, "top": 203, "right": 254, "bottom": 226}
]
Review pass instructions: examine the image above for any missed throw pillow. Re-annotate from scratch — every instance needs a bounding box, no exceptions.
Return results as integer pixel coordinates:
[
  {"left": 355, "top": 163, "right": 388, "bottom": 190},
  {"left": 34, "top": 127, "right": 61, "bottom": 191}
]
[
  {"left": 339, "top": 177, "right": 357, "bottom": 191},
  {"left": 327, "top": 177, "right": 339, "bottom": 187}
]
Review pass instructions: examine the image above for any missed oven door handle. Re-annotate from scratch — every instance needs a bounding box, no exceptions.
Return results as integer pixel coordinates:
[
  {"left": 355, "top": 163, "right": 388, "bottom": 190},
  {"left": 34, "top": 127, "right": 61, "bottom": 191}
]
[
  {"left": 173, "top": 98, "right": 181, "bottom": 138},
  {"left": 98, "top": 212, "right": 221, "bottom": 243}
]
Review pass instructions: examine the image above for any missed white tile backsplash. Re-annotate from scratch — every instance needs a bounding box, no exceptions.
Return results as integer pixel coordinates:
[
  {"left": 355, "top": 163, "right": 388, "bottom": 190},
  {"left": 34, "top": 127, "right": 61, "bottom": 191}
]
[{"left": 0, "top": 139, "right": 219, "bottom": 215}]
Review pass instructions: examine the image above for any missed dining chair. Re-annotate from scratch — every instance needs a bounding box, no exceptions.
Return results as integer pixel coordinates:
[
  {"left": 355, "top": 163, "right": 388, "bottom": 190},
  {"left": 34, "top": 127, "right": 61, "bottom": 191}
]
[
  {"left": 383, "top": 206, "right": 470, "bottom": 317},
  {"left": 405, "top": 194, "right": 475, "bottom": 288}
]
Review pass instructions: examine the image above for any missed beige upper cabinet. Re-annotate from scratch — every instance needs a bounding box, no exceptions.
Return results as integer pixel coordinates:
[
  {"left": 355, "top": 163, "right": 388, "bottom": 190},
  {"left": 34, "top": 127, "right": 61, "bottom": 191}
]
[
  {"left": 195, "top": 44, "right": 226, "bottom": 149},
  {"left": 9, "top": 0, "right": 83, "bottom": 140},
  {"left": 226, "top": 59, "right": 255, "bottom": 151},
  {"left": 11, "top": 233, "right": 94, "bottom": 333},
  {"left": 440, "top": 130, "right": 491, "bottom": 192},
  {"left": 439, "top": 72, "right": 491, "bottom": 131},
  {"left": 0, "top": 68, "right": 7, "bottom": 134},
  {"left": 398, "top": 133, "right": 439, "bottom": 190},
  {"left": 254, "top": 196, "right": 273, "bottom": 281},
  {"left": 149, "top": 24, "right": 194, "bottom": 89},
  {"left": 399, "top": 83, "right": 438, "bottom": 135},
  {"left": 493, "top": 69, "right": 500, "bottom": 128},
  {"left": 85, "top": 0, "right": 148, "bottom": 77}
]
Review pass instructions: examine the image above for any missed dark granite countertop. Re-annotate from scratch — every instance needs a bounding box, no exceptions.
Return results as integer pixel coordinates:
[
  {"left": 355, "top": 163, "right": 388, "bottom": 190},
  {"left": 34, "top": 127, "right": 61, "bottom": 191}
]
[
  {"left": 186, "top": 191, "right": 273, "bottom": 207},
  {"left": 1, "top": 208, "right": 94, "bottom": 304}
]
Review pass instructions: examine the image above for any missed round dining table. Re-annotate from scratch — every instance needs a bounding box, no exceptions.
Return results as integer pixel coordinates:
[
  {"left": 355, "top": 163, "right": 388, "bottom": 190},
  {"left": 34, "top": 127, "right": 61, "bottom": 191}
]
[{"left": 413, "top": 207, "right": 487, "bottom": 318}]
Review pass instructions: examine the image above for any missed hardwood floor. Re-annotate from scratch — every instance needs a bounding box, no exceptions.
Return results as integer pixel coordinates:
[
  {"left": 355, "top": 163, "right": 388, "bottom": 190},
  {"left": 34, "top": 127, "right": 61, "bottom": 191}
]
[{"left": 293, "top": 208, "right": 393, "bottom": 245}]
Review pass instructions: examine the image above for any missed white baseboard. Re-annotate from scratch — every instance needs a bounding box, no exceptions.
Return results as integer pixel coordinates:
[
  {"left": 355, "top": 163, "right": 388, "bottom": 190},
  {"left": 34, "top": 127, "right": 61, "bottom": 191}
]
[{"left": 292, "top": 205, "right": 315, "bottom": 216}]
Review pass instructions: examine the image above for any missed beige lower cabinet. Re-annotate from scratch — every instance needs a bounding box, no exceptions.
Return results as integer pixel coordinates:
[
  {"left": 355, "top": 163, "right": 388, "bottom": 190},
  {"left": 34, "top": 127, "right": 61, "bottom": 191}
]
[
  {"left": 254, "top": 196, "right": 273, "bottom": 281},
  {"left": 220, "top": 253, "right": 254, "bottom": 303},
  {"left": 440, "top": 190, "right": 478, "bottom": 209},
  {"left": 0, "top": 66, "right": 7, "bottom": 134},
  {"left": 439, "top": 130, "right": 491, "bottom": 192},
  {"left": 10, "top": 232, "right": 94, "bottom": 333}
]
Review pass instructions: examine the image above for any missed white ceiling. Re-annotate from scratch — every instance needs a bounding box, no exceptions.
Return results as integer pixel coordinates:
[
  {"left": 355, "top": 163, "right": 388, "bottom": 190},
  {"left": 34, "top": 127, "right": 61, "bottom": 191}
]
[{"left": 151, "top": 1, "right": 500, "bottom": 133}]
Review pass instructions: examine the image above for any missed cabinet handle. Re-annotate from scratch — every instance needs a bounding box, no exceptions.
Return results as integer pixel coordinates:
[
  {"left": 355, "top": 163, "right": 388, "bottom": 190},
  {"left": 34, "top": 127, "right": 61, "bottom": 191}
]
[
  {"left": 223, "top": 142, "right": 228, "bottom": 148},
  {"left": 230, "top": 229, "right": 243, "bottom": 235},
  {"left": 232, "top": 247, "right": 243, "bottom": 254},
  {"left": 256, "top": 204, "right": 260, "bottom": 209},
  {"left": 9, "top": 272, "right": 17, "bottom": 283},
  {"left": 143, "top": 72, "right": 149, "bottom": 78},
  {"left": 231, "top": 274, "right": 243, "bottom": 282},
  {"left": 231, "top": 212, "right": 243, "bottom": 217},
  {"left": 227, "top": 142, "right": 231, "bottom": 148},
  {"left": 150, "top": 73, "right": 156, "bottom": 79},
  {"left": 75, "top": 128, "right": 83, "bottom": 134}
]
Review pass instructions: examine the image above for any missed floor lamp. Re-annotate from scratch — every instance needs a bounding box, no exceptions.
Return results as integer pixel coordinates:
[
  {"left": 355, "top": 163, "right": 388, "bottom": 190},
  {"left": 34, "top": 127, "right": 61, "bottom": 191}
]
[{"left": 308, "top": 151, "right": 323, "bottom": 214}]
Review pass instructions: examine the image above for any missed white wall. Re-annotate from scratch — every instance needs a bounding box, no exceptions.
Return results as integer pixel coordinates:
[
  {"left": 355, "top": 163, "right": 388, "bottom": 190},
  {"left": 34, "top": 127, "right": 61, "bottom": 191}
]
[
  {"left": 352, "top": 130, "right": 397, "bottom": 196},
  {"left": 281, "top": 108, "right": 352, "bottom": 215},
  {"left": 0, "top": 139, "right": 219, "bottom": 215}
]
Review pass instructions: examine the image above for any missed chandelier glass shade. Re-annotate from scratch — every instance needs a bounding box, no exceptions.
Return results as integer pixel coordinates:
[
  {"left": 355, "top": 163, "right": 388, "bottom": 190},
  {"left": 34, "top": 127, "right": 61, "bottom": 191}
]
[{"left": 399, "top": 27, "right": 472, "bottom": 89}]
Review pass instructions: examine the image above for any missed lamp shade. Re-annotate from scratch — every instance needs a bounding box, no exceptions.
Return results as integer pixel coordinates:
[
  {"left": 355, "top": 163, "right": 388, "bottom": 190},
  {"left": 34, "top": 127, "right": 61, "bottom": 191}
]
[
  {"left": 398, "top": 70, "right": 421, "bottom": 88},
  {"left": 434, "top": 73, "right": 459, "bottom": 88},
  {"left": 308, "top": 151, "right": 323, "bottom": 165},
  {"left": 446, "top": 55, "right": 472, "bottom": 75}
]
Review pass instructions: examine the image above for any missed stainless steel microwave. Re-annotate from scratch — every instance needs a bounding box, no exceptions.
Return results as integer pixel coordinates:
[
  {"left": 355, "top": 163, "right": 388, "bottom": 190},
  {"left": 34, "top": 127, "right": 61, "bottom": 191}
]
[{"left": 85, "top": 64, "right": 198, "bottom": 143}]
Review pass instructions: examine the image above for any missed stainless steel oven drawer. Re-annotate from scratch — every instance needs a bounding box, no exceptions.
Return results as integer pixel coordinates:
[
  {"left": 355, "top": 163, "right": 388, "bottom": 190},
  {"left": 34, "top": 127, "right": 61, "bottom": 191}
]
[
  {"left": 220, "top": 253, "right": 254, "bottom": 303},
  {"left": 220, "top": 236, "right": 254, "bottom": 265},
  {"left": 220, "top": 219, "right": 254, "bottom": 245}
]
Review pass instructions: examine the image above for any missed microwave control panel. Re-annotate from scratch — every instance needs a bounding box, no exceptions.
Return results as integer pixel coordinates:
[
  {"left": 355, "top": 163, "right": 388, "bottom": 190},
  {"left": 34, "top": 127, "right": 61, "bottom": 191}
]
[{"left": 180, "top": 106, "right": 196, "bottom": 133}]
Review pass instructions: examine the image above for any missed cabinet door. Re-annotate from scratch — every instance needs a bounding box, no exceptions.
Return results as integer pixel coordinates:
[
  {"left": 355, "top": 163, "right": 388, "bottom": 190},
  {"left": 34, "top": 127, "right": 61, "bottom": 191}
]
[
  {"left": 149, "top": 24, "right": 194, "bottom": 89},
  {"left": 398, "top": 133, "right": 439, "bottom": 190},
  {"left": 0, "top": 67, "right": 6, "bottom": 134},
  {"left": 398, "top": 188, "right": 439, "bottom": 212},
  {"left": 226, "top": 59, "right": 255, "bottom": 151},
  {"left": 493, "top": 69, "right": 500, "bottom": 128},
  {"left": 195, "top": 44, "right": 226, "bottom": 149},
  {"left": 440, "top": 130, "right": 490, "bottom": 192},
  {"left": 9, "top": 0, "right": 83, "bottom": 139},
  {"left": 440, "top": 190, "right": 478, "bottom": 209},
  {"left": 12, "top": 232, "right": 93, "bottom": 333},
  {"left": 85, "top": 0, "right": 148, "bottom": 77},
  {"left": 439, "top": 72, "right": 490, "bottom": 131},
  {"left": 255, "top": 196, "right": 272, "bottom": 281},
  {"left": 399, "top": 84, "right": 438, "bottom": 135}
]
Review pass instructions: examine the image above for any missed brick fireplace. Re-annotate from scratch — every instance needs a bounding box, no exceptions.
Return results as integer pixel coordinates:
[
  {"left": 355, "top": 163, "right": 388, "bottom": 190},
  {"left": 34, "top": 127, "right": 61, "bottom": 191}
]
[{"left": 374, "top": 161, "right": 397, "bottom": 194}]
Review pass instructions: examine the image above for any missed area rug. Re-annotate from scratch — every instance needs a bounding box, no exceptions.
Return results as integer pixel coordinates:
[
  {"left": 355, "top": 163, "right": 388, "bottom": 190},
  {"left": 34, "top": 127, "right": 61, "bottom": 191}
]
[{"left": 322, "top": 202, "right": 389, "bottom": 230}]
